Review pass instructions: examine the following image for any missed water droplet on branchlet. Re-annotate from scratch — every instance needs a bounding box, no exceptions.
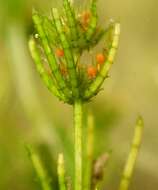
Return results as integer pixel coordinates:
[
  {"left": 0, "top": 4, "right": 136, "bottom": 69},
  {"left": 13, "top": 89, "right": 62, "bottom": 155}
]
[{"left": 35, "top": 33, "right": 39, "bottom": 39}]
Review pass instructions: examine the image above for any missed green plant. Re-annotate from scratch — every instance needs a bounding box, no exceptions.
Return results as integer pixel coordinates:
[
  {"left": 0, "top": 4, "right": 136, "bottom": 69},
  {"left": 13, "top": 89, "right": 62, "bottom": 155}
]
[{"left": 28, "top": 0, "right": 144, "bottom": 190}]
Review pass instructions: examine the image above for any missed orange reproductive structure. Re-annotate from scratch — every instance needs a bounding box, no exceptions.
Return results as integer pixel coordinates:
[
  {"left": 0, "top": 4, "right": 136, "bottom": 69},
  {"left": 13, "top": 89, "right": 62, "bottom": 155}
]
[
  {"left": 80, "top": 11, "right": 91, "bottom": 29},
  {"left": 87, "top": 66, "right": 97, "bottom": 79},
  {"left": 96, "top": 53, "right": 106, "bottom": 64},
  {"left": 60, "top": 66, "right": 67, "bottom": 76},
  {"left": 55, "top": 48, "right": 64, "bottom": 57},
  {"left": 96, "top": 53, "right": 106, "bottom": 71}
]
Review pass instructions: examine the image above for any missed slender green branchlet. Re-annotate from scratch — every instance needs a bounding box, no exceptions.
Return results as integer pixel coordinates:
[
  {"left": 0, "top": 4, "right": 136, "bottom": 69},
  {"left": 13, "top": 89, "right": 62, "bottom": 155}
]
[
  {"left": 43, "top": 17, "right": 59, "bottom": 46},
  {"left": 26, "top": 145, "right": 52, "bottom": 190},
  {"left": 86, "top": 0, "right": 98, "bottom": 41},
  {"left": 63, "top": 0, "right": 78, "bottom": 43},
  {"left": 83, "top": 112, "right": 94, "bottom": 190},
  {"left": 118, "top": 116, "right": 144, "bottom": 190},
  {"left": 52, "top": 8, "right": 79, "bottom": 98},
  {"left": 32, "top": 12, "right": 71, "bottom": 100},
  {"left": 29, "top": 37, "right": 67, "bottom": 102},
  {"left": 84, "top": 23, "right": 120, "bottom": 100},
  {"left": 58, "top": 153, "right": 67, "bottom": 190}
]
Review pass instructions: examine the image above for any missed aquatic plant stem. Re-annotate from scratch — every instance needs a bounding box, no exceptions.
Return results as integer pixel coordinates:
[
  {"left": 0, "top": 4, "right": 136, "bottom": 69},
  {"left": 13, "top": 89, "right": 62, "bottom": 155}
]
[
  {"left": 58, "top": 153, "right": 66, "bottom": 190},
  {"left": 83, "top": 112, "right": 94, "bottom": 190},
  {"left": 118, "top": 116, "right": 144, "bottom": 190},
  {"left": 26, "top": 145, "right": 52, "bottom": 190},
  {"left": 74, "top": 99, "right": 83, "bottom": 190}
]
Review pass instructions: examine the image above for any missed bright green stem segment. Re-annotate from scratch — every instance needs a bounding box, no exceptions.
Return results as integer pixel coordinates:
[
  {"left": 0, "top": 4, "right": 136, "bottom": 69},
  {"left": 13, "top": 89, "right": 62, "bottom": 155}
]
[
  {"left": 63, "top": 0, "right": 78, "bottom": 43},
  {"left": 118, "top": 116, "right": 144, "bottom": 190},
  {"left": 74, "top": 99, "right": 83, "bottom": 190},
  {"left": 83, "top": 112, "right": 94, "bottom": 190},
  {"left": 52, "top": 8, "right": 79, "bottom": 98},
  {"left": 26, "top": 145, "right": 52, "bottom": 190},
  {"left": 86, "top": 0, "right": 97, "bottom": 41},
  {"left": 43, "top": 17, "right": 59, "bottom": 46},
  {"left": 84, "top": 23, "right": 120, "bottom": 100},
  {"left": 32, "top": 12, "right": 71, "bottom": 99},
  {"left": 58, "top": 153, "right": 67, "bottom": 190},
  {"left": 28, "top": 37, "right": 67, "bottom": 102}
]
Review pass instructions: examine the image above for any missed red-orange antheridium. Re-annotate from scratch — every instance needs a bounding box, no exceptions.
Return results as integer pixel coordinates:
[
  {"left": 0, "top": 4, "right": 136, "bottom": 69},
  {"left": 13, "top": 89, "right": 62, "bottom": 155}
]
[
  {"left": 87, "top": 66, "right": 97, "bottom": 79},
  {"left": 60, "top": 66, "right": 68, "bottom": 76},
  {"left": 96, "top": 53, "right": 105, "bottom": 64},
  {"left": 80, "top": 11, "right": 91, "bottom": 29},
  {"left": 56, "top": 48, "right": 64, "bottom": 57}
]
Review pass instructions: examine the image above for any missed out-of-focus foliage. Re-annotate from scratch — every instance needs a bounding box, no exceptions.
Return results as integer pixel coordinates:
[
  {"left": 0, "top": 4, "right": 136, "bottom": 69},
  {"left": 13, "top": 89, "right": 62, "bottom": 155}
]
[{"left": 0, "top": 0, "right": 158, "bottom": 190}]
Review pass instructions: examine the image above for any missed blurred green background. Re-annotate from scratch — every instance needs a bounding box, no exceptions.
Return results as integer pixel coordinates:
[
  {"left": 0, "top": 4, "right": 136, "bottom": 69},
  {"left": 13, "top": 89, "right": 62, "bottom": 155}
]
[{"left": 0, "top": 0, "right": 158, "bottom": 189}]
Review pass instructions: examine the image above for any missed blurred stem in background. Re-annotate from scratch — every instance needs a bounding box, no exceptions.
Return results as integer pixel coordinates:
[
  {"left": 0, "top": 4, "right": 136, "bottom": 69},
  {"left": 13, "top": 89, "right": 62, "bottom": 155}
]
[
  {"left": 83, "top": 112, "right": 94, "bottom": 190},
  {"left": 58, "top": 153, "right": 67, "bottom": 190},
  {"left": 26, "top": 145, "right": 52, "bottom": 190},
  {"left": 5, "top": 22, "right": 71, "bottom": 158},
  {"left": 0, "top": 68, "right": 10, "bottom": 116},
  {"left": 118, "top": 117, "right": 144, "bottom": 190}
]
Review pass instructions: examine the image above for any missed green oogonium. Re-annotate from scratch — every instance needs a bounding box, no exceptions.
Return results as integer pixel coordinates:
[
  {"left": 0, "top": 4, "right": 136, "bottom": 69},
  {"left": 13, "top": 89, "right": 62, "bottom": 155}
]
[{"left": 28, "top": 1, "right": 143, "bottom": 190}]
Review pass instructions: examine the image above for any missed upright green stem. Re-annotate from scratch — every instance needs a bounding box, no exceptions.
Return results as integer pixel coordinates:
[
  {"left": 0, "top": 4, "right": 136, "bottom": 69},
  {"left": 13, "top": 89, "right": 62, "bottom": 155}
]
[
  {"left": 74, "top": 99, "right": 83, "bottom": 190},
  {"left": 26, "top": 145, "right": 52, "bottom": 190},
  {"left": 58, "top": 153, "right": 66, "bottom": 190},
  {"left": 83, "top": 112, "right": 94, "bottom": 190},
  {"left": 118, "top": 117, "right": 144, "bottom": 190}
]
